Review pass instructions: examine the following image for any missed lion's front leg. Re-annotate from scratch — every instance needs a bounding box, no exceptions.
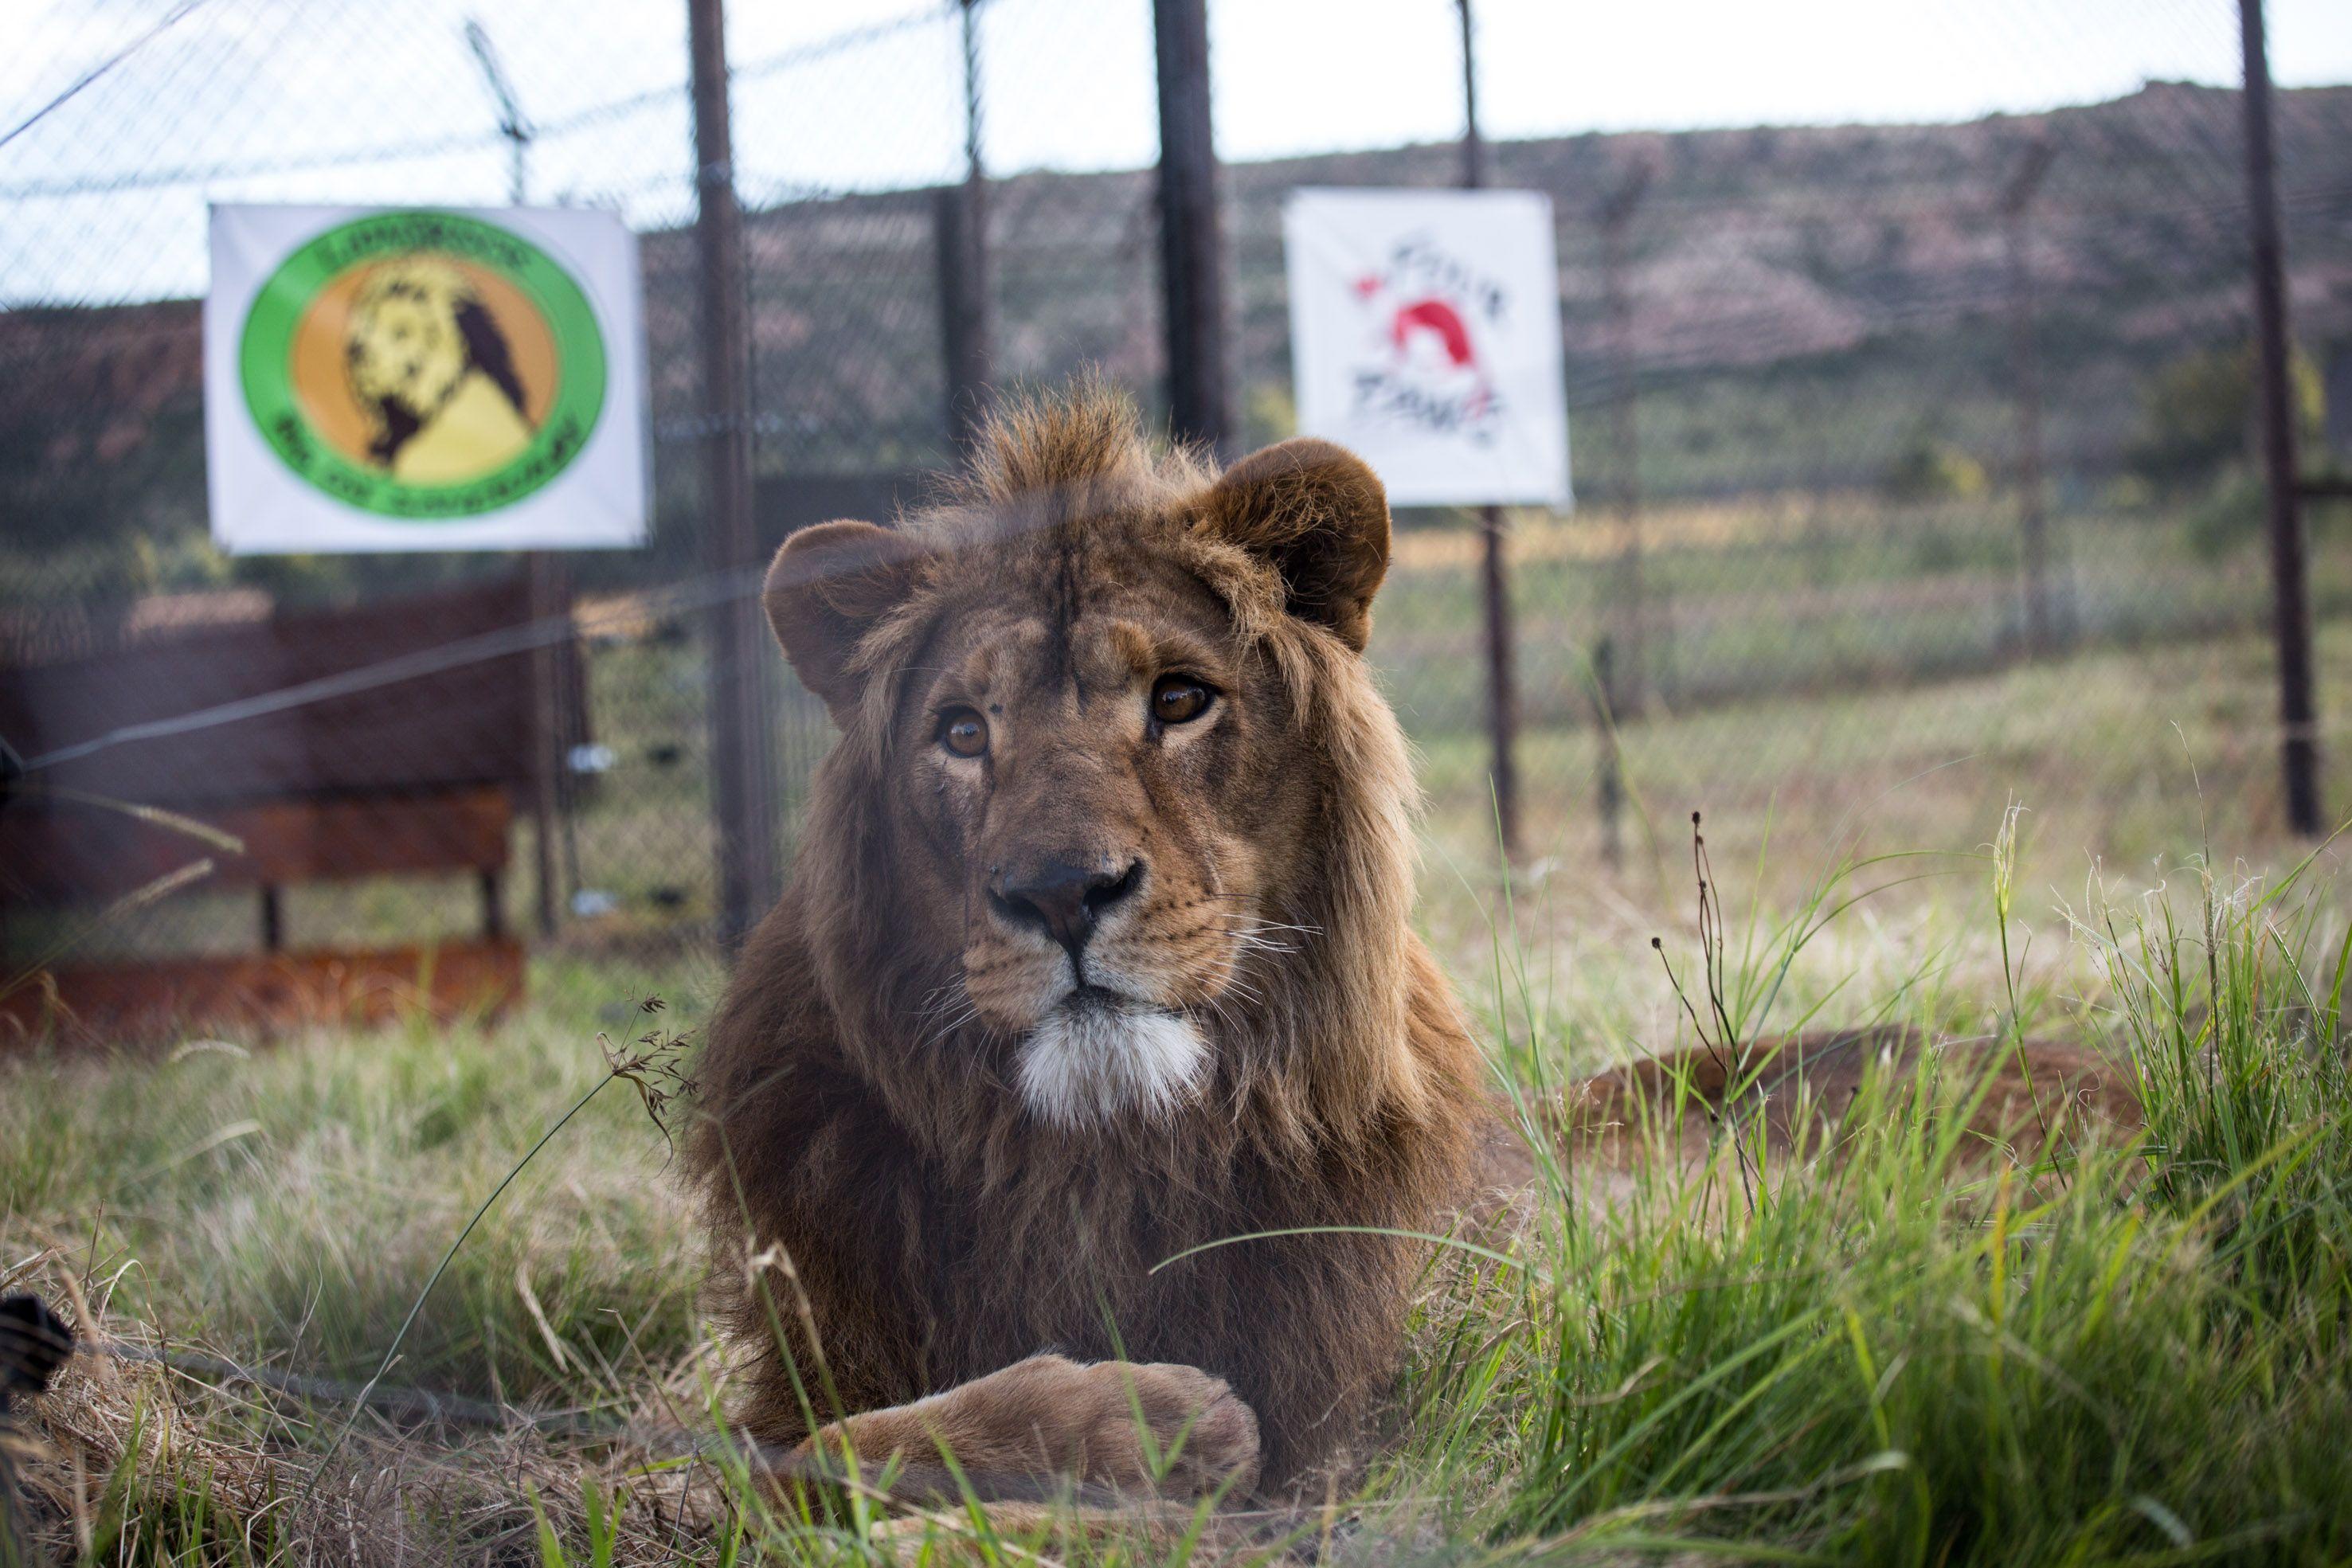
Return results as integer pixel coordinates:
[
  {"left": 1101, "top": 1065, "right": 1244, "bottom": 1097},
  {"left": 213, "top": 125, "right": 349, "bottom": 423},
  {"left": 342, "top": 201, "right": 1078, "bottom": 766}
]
[{"left": 790, "top": 1353, "right": 1262, "bottom": 1500}]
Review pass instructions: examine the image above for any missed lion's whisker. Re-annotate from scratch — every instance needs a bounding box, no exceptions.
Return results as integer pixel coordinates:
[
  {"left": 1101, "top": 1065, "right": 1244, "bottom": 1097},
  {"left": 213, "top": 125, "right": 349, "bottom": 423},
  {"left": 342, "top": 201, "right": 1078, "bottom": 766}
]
[
  {"left": 1215, "top": 917, "right": 1323, "bottom": 940},
  {"left": 1225, "top": 933, "right": 1298, "bottom": 956},
  {"left": 1218, "top": 975, "right": 1268, "bottom": 1008}
]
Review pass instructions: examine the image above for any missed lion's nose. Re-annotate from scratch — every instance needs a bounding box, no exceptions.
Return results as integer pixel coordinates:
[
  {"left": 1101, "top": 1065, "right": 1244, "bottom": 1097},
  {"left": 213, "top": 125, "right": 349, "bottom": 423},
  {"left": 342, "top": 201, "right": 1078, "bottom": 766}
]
[{"left": 989, "top": 858, "right": 1144, "bottom": 965}]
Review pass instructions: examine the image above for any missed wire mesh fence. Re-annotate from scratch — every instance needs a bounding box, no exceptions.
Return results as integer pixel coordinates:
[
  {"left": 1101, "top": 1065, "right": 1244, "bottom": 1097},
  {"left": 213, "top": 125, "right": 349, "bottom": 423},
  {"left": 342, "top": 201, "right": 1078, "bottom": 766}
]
[{"left": 3, "top": 0, "right": 2347, "bottom": 1035}]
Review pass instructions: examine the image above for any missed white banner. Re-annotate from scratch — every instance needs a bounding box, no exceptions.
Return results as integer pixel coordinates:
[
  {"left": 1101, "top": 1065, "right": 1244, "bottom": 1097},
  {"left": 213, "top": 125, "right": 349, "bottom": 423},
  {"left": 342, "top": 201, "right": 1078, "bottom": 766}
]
[
  {"left": 1283, "top": 188, "right": 1571, "bottom": 508},
  {"left": 205, "top": 204, "right": 648, "bottom": 553}
]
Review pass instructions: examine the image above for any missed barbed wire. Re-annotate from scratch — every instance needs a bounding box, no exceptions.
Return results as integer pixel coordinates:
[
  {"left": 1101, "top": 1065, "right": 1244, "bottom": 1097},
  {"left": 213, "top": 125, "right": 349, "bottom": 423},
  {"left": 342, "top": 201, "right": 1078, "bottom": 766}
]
[
  {"left": 0, "top": 2, "right": 963, "bottom": 203},
  {"left": 0, "top": 0, "right": 221, "bottom": 153}
]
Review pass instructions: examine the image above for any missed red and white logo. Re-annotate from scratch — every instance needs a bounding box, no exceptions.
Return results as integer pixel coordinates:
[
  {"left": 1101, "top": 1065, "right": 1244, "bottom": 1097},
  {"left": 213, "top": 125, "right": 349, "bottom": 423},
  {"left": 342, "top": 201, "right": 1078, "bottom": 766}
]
[
  {"left": 1345, "top": 235, "right": 1508, "bottom": 442},
  {"left": 1285, "top": 189, "right": 1570, "bottom": 507}
]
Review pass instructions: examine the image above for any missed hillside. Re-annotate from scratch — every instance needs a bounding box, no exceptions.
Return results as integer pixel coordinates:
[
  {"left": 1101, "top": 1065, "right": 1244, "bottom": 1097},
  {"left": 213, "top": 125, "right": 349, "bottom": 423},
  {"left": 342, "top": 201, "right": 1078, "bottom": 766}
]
[{"left": 4, "top": 80, "right": 2348, "bottom": 598}]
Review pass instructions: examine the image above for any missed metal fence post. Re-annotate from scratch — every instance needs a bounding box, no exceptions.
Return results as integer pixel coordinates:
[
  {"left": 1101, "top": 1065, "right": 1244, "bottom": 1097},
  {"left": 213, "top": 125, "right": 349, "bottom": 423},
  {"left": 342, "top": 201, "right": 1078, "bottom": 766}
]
[
  {"left": 939, "top": 0, "right": 992, "bottom": 459},
  {"left": 1599, "top": 166, "right": 1651, "bottom": 719},
  {"left": 1153, "top": 0, "right": 1229, "bottom": 456},
  {"left": 2239, "top": 0, "right": 2323, "bottom": 836},
  {"left": 468, "top": 16, "right": 565, "bottom": 938},
  {"left": 2002, "top": 138, "right": 2057, "bottom": 659},
  {"left": 526, "top": 558, "right": 569, "bottom": 936},
  {"left": 689, "top": 0, "right": 781, "bottom": 941},
  {"left": 1592, "top": 635, "right": 1623, "bottom": 870},
  {"left": 937, "top": 187, "right": 991, "bottom": 461},
  {"left": 1456, "top": 0, "right": 1520, "bottom": 863}
]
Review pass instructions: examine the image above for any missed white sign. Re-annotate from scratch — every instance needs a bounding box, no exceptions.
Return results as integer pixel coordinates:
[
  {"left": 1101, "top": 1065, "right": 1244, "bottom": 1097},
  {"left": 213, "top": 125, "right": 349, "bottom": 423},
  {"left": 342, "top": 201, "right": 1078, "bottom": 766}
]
[
  {"left": 1283, "top": 188, "right": 1571, "bottom": 508},
  {"left": 205, "top": 204, "right": 648, "bottom": 553}
]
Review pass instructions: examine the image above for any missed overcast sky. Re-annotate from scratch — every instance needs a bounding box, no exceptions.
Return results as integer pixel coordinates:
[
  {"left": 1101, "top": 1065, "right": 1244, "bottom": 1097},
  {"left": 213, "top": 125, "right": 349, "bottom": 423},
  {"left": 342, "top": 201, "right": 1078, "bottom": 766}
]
[{"left": 5, "top": 0, "right": 2349, "bottom": 304}]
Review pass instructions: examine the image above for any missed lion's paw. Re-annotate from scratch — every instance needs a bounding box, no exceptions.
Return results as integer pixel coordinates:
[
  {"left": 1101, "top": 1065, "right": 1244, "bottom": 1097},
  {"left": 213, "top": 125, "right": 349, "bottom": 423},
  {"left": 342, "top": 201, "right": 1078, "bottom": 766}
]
[
  {"left": 1070, "top": 1358, "right": 1262, "bottom": 1496},
  {"left": 949, "top": 1353, "right": 1261, "bottom": 1496},
  {"left": 804, "top": 1353, "right": 1261, "bottom": 1501}
]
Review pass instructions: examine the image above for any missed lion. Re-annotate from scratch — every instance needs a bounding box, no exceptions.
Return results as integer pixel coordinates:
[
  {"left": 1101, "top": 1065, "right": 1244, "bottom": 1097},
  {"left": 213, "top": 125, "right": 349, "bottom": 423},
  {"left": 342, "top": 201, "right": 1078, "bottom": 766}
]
[
  {"left": 684, "top": 384, "right": 1483, "bottom": 1503},
  {"left": 683, "top": 383, "right": 2137, "bottom": 1517},
  {"left": 344, "top": 257, "right": 533, "bottom": 484}
]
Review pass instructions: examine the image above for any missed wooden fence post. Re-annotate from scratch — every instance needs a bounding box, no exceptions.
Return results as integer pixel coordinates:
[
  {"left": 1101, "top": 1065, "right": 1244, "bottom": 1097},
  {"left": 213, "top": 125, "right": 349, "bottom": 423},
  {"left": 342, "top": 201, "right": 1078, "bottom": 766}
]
[
  {"left": 2239, "top": 0, "right": 2323, "bottom": 835},
  {"left": 689, "top": 0, "right": 781, "bottom": 942},
  {"left": 1153, "top": 0, "right": 1230, "bottom": 456}
]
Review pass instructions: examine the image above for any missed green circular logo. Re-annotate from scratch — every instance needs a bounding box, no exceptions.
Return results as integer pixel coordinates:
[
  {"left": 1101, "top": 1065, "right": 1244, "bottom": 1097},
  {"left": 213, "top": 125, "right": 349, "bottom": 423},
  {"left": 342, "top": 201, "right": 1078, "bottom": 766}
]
[{"left": 239, "top": 210, "right": 606, "bottom": 519}]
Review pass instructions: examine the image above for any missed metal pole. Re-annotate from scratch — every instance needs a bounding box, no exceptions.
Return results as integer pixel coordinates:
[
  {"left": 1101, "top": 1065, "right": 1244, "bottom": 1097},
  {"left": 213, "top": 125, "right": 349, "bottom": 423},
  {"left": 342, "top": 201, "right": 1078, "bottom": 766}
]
[
  {"left": 524, "top": 553, "right": 568, "bottom": 937},
  {"left": 464, "top": 20, "right": 532, "bottom": 205},
  {"left": 940, "top": 0, "right": 992, "bottom": 459},
  {"left": 2239, "top": 0, "right": 2323, "bottom": 836},
  {"left": 1478, "top": 500, "right": 1520, "bottom": 861},
  {"left": 1592, "top": 635, "right": 1622, "bottom": 870},
  {"left": 2002, "top": 139, "right": 2057, "bottom": 659},
  {"left": 1153, "top": 0, "right": 1229, "bottom": 455},
  {"left": 1599, "top": 166, "right": 1650, "bottom": 719},
  {"left": 1456, "top": 0, "right": 1519, "bottom": 862},
  {"left": 468, "top": 17, "right": 565, "bottom": 937},
  {"left": 1455, "top": 0, "right": 1482, "bottom": 190},
  {"left": 689, "top": 0, "right": 781, "bottom": 940}
]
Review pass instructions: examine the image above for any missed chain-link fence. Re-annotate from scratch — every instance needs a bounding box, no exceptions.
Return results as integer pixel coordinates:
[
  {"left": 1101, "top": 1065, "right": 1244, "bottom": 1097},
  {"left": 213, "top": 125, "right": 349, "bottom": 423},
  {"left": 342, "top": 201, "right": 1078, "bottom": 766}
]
[
  {"left": 4, "top": 0, "right": 2348, "bottom": 1035},
  {"left": 1249, "top": 73, "right": 2352, "bottom": 884}
]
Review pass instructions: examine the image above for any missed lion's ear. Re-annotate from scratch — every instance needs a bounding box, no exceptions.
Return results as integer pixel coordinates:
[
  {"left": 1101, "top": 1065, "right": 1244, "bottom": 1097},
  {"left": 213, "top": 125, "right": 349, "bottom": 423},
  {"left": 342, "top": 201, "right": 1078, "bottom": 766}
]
[
  {"left": 1201, "top": 438, "right": 1390, "bottom": 651},
  {"left": 763, "top": 520, "right": 927, "bottom": 717}
]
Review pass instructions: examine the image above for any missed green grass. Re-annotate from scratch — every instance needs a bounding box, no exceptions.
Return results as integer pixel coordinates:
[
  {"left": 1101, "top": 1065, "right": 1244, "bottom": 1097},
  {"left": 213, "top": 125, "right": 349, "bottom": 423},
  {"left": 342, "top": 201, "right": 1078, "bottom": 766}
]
[
  {"left": 1399, "top": 835, "right": 2352, "bottom": 1563},
  {"left": 0, "top": 954, "right": 718, "bottom": 1410},
  {"left": 1413, "top": 616, "right": 2352, "bottom": 940},
  {"left": 5, "top": 807, "right": 2350, "bottom": 1563},
  {"left": 6, "top": 485, "right": 2350, "bottom": 1560}
]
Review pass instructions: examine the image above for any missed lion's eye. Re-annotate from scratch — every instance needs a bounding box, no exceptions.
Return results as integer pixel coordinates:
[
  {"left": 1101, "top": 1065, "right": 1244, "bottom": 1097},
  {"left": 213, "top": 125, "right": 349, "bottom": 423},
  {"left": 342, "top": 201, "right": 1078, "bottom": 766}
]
[
  {"left": 938, "top": 708, "right": 989, "bottom": 758},
  {"left": 1151, "top": 675, "right": 1213, "bottom": 727}
]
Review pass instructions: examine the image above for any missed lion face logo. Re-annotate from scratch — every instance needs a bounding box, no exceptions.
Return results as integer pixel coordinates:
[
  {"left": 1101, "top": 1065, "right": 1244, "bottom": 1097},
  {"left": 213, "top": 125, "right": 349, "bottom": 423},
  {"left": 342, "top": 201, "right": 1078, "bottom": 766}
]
[{"left": 343, "top": 258, "right": 535, "bottom": 484}]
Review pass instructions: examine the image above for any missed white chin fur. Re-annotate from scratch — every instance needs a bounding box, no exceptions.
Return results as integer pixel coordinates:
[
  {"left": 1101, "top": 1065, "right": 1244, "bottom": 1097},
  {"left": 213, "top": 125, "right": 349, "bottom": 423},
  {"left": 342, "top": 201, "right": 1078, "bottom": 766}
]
[{"left": 1015, "top": 1002, "right": 1208, "bottom": 1127}]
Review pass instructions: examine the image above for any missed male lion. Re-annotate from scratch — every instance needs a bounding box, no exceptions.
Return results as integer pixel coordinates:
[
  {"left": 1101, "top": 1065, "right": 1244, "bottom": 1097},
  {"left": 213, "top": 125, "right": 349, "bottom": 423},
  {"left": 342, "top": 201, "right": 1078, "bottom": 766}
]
[
  {"left": 683, "top": 385, "right": 2137, "bottom": 1512},
  {"left": 685, "top": 385, "right": 1484, "bottom": 1501}
]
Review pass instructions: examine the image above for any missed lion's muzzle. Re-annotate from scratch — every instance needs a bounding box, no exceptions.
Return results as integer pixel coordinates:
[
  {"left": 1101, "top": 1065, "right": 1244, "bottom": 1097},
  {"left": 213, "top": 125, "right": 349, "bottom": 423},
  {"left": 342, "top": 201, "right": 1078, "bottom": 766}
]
[{"left": 987, "top": 854, "right": 1144, "bottom": 968}]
